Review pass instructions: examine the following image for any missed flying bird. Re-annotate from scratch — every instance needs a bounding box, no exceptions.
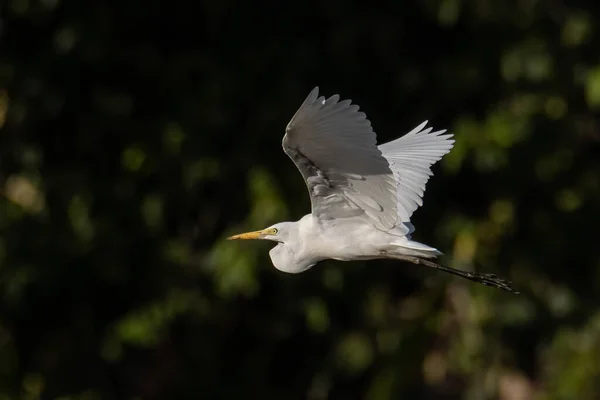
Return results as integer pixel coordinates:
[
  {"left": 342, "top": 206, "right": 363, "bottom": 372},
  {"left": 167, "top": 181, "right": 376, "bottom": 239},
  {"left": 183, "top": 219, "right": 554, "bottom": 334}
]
[{"left": 228, "top": 87, "right": 518, "bottom": 294}]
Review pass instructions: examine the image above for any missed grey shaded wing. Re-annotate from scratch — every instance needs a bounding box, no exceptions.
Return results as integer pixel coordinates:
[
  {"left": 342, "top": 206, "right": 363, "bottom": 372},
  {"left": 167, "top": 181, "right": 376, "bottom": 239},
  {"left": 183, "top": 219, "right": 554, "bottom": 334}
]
[
  {"left": 378, "top": 121, "right": 455, "bottom": 223},
  {"left": 283, "top": 87, "right": 398, "bottom": 230}
]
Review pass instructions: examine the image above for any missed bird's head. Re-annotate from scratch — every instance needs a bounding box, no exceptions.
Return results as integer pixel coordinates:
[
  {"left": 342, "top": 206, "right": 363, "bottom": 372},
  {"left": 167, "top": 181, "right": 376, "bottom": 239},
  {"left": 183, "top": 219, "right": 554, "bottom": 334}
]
[
  {"left": 228, "top": 221, "right": 312, "bottom": 274},
  {"left": 227, "top": 222, "right": 291, "bottom": 244}
]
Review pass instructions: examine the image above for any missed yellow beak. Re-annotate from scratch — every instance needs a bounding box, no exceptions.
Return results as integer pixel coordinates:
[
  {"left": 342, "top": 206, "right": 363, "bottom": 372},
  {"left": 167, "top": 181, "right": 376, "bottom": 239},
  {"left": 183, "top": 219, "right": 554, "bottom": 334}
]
[{"left": 227, "top": 229, "right": 266, "bottom": 240}]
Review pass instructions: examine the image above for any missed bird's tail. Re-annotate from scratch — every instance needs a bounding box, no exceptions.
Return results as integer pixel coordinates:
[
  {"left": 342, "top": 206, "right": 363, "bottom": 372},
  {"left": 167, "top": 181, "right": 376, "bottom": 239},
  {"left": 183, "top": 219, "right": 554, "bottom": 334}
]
[{"left": 389, "top": 239, "right": 443, "bottom": 259}]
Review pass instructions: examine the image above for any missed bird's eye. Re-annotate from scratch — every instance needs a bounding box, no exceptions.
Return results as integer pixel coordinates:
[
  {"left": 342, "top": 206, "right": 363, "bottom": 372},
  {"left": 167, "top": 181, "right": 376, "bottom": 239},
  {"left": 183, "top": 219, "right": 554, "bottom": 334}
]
[{"left": 271, "top": 228, "right": 278, "bottom": 234}]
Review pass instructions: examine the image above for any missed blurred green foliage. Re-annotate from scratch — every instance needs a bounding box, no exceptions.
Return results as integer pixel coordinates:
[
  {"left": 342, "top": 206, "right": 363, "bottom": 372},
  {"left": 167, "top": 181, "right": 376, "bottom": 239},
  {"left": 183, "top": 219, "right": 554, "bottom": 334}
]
[{"left": 1, "top": 0, "right": 600, "bottom": 399}]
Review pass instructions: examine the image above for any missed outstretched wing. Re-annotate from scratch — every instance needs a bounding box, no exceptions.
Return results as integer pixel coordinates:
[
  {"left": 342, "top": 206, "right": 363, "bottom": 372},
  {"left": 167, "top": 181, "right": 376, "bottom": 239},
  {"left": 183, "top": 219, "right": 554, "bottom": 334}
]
[
  {"left": 378, "top": 121, "right": 455, "bottom": 223},
  {"left": 283, "top": 87, "right": 398, "bottom": 231}
]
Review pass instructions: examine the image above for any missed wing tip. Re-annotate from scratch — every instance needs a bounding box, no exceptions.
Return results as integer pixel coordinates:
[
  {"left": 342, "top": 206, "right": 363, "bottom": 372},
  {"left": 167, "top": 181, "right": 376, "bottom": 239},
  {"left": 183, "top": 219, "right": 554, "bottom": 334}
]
[{"left": 307, "top": 86, "right": 320, "bottom": 102}]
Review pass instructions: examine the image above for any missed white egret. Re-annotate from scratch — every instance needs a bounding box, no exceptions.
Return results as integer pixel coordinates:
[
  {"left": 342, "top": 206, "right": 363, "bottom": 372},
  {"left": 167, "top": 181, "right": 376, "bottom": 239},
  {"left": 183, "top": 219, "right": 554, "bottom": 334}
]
[{"left": 228, "top": 87, "right": 518, "bottom": 294}]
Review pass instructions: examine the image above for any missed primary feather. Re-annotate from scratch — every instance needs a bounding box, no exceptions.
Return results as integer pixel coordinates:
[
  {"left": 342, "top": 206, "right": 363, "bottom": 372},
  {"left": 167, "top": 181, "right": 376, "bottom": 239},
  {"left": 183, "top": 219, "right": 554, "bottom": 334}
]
[
  {"left": 283, "top": 87, "right": 399, "bottom": 231},
  {"left": 378, "top": 120, "right": 455, "bottom": 223}
]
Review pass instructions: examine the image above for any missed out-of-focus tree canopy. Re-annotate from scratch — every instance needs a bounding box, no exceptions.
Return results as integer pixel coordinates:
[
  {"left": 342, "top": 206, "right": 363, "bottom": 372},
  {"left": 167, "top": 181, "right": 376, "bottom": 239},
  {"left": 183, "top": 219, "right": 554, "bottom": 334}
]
[{"left": 1, "top": 0, "right": 600, "bottom": 399}]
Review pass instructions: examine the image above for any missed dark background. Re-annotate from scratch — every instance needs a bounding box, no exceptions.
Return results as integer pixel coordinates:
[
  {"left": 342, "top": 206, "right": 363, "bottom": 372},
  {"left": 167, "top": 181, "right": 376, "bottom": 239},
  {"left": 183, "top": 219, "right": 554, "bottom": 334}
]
[{"left": 1, "top": 0, "right": 600, "bottom": 399}]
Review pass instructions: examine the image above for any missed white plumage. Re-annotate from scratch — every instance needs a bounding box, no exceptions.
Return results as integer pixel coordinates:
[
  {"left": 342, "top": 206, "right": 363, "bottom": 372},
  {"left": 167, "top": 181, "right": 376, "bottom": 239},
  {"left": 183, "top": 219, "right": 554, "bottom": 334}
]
[
  {"left": 283, "top": 87, "right": 399, "bottom": 231},
  {"left": 378, "top": 120, "right": 455, "bottom": 223},
  {"left": 228, "top": 87, "right": 518, "bottom": 293}
]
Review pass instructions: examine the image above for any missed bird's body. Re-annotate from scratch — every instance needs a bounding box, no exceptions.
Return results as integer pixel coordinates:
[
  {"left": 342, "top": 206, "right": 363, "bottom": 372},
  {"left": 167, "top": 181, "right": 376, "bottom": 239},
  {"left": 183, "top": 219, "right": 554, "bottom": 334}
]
[
  {"left": 229, "top": 87, "right": 518, "bottom": 293},
  {"left": 268, "top": 215, "right": 440, "bottom": 274}
]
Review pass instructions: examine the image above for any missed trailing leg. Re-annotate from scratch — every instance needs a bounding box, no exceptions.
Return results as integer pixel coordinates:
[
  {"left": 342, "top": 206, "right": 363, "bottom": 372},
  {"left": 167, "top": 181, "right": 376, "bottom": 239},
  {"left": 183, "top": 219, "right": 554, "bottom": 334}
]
[{"left": 386, "top": 254, "right": 519, "bottom": 294}]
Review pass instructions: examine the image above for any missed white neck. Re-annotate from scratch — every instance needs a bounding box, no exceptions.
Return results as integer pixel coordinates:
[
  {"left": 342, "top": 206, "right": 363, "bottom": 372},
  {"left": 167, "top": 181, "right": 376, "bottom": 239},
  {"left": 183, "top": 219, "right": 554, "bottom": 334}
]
[{"left": 268, "top": 216, "right": 318, "bottom": 273}]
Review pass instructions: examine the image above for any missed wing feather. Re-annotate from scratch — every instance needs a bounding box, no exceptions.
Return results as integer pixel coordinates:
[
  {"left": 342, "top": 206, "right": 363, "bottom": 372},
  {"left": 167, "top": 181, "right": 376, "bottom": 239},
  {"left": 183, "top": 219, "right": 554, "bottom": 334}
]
[
  {"left": 283, "top": 87, "right": 398, "bottom": 230},
  {"left": 378, "top": 121, "right": 455, "bottom": 223}
]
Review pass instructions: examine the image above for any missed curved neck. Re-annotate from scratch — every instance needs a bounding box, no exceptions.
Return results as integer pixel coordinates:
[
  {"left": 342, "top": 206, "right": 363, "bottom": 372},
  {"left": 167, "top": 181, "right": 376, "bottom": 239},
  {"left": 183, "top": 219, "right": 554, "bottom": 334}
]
[{"left": 269, "top": 217, "right": 317, "bottom": 273}]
